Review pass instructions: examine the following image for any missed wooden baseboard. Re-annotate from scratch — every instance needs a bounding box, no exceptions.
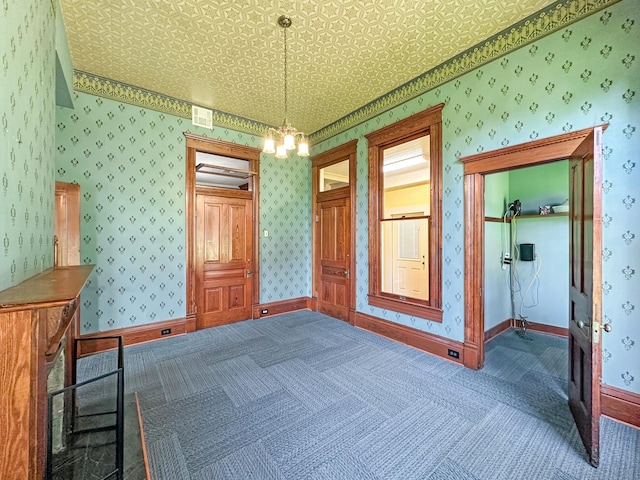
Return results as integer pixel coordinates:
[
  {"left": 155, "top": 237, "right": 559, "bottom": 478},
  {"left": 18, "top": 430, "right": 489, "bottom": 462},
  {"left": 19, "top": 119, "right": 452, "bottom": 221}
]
[
  {"left": 463, "top": 342, "right": 481, "bottom": 370},
  {"left": 522, "top": 321, "right": 568, "bottom": 337},
  {"left": 77, "top": 316, "right": 196, "bottom": 357},
  {"left": 252, "top": 297, "right": 314, "bottom": 318},
  {"left": 484, "top": 318, "right": 513, "bottom": 343},
  {"left": 485, "top": 319, "right": 569, "bottom": 343},
  {"left": 354, "top": 312, "right": 464, "bottom": 365},
  {"left": 601, "top": 385, "right": 640, "bottom": 429}
]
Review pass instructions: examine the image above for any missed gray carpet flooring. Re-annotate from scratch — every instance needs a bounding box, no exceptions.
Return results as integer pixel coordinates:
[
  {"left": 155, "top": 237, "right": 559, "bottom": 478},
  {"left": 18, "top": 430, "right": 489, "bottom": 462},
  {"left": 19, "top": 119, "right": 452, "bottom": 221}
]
[{"left": 81, "top": 311, "right": 639, "bottom": 479}]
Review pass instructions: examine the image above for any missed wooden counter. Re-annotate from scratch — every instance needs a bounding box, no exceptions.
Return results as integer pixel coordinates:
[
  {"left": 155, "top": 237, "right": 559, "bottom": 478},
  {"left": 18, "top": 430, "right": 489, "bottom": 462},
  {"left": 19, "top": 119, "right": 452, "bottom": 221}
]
[{"left": 0, "top": 265, "right": 93, "bottom": 480}]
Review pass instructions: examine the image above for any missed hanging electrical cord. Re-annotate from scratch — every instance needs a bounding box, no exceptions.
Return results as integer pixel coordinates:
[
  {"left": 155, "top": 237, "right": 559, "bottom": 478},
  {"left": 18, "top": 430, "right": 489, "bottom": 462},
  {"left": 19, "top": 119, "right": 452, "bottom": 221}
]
[
  {"left": 510, "top": 215, "right": 531, "bottom": 337},
  {"left": 508, "top": 206, "right": 535, "bottom": 339},
  {"left": 507, "top": 205, "right": 520, "bottom": 328},
  {"left": 501, "top": 211, "right": 510, "bottom": 267},
  {"left": 511, "top": 225, "right": 543, "bottom": 339},
  {"left": 518, "top": 254, "right": 542, "bottom": 319},
  {"left": 501, "top": 199, "right": 543, "bottom": 340}
]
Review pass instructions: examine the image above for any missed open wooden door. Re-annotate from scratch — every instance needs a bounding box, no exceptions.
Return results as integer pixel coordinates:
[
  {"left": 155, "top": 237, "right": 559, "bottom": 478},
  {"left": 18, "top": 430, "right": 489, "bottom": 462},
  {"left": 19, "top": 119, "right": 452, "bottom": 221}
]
[
  {"left": 54, "top": 182, "right": 80, "bottom": 266},
  {"left": 196, "top": 191, "right": 253, "bottom": 328},
  {"left": 317, "top": 197, "right": 351, "bottom": 322},
  {"left": 568, "top": 126, "right": 603, "bottom": 467}
]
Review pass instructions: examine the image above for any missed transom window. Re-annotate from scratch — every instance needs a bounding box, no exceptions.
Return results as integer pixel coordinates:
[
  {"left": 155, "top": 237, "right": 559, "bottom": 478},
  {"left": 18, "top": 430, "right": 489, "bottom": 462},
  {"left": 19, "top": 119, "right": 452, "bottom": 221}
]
[
  {"left": 366, "top": 104, "right": 443, "bottom": 321},
  {"left": 319, "top": 159, "right": 349, "bottom": 192}
]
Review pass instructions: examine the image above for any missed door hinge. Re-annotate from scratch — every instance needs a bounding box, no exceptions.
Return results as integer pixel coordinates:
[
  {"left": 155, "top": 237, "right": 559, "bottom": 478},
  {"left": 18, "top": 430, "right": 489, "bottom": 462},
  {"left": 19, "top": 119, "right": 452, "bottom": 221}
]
[{"left": 315, "top": 215, "right": 319, "bottom": 223}]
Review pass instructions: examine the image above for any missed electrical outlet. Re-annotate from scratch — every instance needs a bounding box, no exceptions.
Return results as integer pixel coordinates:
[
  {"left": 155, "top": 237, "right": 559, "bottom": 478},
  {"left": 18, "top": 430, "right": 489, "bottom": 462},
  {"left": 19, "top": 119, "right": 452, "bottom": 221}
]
[
  {"left": 501, "top": 252, "right": 511, "bottom": 269},
  {"left": 161, "top": 328, "right": 171, "bottom": 336},
  {"left": 447, "top": 349, "right": 460, "bottom": 359},
  {"left": 261, "top": 309, "right": 268, "bottom": 315}
]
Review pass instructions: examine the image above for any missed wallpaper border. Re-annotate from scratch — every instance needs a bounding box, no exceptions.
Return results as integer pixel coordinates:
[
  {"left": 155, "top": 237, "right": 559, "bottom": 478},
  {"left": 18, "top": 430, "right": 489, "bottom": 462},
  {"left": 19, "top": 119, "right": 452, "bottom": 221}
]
[
  {"left": 71, "top": 0, "right": 620, "bottom": 142},
  {"left": 73, "top": 70, "right": 271, "bottom": 137},
  {"left": 312, "top": 0, "right": 620, "bottom": 142}
]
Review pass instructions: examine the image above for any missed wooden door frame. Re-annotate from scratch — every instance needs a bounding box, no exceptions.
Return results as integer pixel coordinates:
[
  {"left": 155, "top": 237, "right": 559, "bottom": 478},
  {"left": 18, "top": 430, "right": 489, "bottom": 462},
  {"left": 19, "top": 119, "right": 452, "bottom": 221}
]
[
  {"left": 311, "top": 140, "right": 358, "bottom": 324},
  {"left": 185, "top": 133, "right": 261, "bottom": 327},
  {"left": 460, "top": 125, "right": 606, "bottom": 370}
]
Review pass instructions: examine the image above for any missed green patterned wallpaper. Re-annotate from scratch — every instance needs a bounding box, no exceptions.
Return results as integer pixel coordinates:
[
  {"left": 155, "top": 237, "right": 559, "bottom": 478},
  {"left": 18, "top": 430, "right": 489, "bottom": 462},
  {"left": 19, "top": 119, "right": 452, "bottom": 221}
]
[
  {"left": 6, "top": 0, "right": 637, "bottom": 397},
  {"left": 314, "top": 0, "right": 639, "bottom": 393},
  {"left": 55, "top": 92, "right": 311, "bottom": 333},
  {"left": 1, "top": 0, "right": 56, "bottom": 291},
  {"left": 259, "top": 153, "right": 312, "bottom": 303}
]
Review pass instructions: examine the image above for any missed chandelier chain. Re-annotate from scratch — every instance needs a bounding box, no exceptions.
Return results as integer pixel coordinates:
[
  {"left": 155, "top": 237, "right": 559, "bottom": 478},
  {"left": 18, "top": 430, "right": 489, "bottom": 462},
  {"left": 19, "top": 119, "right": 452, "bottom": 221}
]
[
  {"left": 283, "top": 26, "right": 288, "bottom": 123},
  {"left": 262, "top": 15, "right": 309, "bottom": 157}
]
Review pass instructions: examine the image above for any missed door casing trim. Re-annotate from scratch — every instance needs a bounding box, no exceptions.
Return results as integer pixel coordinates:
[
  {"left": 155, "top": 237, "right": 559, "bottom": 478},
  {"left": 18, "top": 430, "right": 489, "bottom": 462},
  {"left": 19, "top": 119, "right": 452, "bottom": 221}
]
[
  {"left": 460, "top": 125, "right": 606, "bottom": 369},
  {"left": 311, "top": 140, "right": 358, "bottom": 324},
  {"left": 184, "top": 133, "right": 261, "bottom": 327}
]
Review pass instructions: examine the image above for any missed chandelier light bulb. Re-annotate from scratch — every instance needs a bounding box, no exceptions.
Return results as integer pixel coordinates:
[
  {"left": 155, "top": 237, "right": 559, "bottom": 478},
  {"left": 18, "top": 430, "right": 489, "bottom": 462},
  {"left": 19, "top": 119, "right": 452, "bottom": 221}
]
[
  {"left": 263, "top": 136, "right": 276, "bottom": 154},
  {"left": 297, "top": 139, "right": 309, "bottom": 157},
  {"left": 275, "top": 144, "right": 288, "bottom": 158},
  {"left": 283, "top": 133, "right": 295, "bottom": 150}
]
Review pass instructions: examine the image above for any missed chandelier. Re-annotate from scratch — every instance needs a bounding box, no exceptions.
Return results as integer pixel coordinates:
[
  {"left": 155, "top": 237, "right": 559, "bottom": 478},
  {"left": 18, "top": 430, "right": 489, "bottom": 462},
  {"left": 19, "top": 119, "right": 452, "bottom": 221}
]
[{"left": 262, "top": 15, "right": 309, "bottom": 158}]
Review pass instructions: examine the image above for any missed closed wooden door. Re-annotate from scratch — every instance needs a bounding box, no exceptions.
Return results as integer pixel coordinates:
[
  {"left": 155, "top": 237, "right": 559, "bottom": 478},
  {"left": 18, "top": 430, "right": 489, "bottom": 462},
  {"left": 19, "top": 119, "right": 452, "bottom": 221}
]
[
  {"left": 568, "top": 127, "right": 602, "bottom": 467},
  {"left": 317, "top": 197, "right": 351, "bottom": 321},
  {"left": 196, "top": 193, "right": 253, "bottom": 328},
  {"left": 385, "top": 217, "right": 429, "bottom": 300}
]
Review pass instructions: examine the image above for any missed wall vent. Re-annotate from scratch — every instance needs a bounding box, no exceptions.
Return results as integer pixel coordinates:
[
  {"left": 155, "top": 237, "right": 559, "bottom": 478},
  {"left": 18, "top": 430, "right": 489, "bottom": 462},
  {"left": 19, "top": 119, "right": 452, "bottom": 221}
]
[{"left": 192, "top": 105, "right": 213, "bottom": 129}]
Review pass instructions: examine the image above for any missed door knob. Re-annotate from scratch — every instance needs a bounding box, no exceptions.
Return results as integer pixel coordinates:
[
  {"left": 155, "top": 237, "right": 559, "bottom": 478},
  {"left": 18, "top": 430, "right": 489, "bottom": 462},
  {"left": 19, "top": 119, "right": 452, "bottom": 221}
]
[
  {"left": 603, "top": 323, "right": 612, "bottom": 333},
  {"left": 577, "top": 320, "right": 590, "bottom": 329}
]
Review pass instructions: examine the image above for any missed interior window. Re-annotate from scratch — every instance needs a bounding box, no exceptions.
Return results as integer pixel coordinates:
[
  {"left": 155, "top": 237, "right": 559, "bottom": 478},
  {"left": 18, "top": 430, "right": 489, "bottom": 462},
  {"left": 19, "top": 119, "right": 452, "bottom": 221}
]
[
  {"left": 366, "top": 104, "right": 443, "bottom": 321},
  {"left": 319, "top": 159, "right": 349, "bottom": 192},
  {"left": 381, "top": 136, "right": 430, "bottom": 301},
  {"left": 195, "top": 151, "right": 254, "bottom": 189}
]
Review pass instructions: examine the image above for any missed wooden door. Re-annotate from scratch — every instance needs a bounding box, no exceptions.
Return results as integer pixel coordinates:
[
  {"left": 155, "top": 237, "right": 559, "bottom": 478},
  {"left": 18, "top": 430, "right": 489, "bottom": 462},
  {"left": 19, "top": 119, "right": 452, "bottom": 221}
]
[
  {"left": 54, "top": 182, "right": 80, "bottom": 266},
  {"left": 196, "top": 193, "right": 253, "bottom": 328},
  {"left": 568, "top": 127, "right": 602, "bottom": 467},
  {"left": 387, "top": 217, "right": 429, "bottom": 300},
  {"left": 317, "top": 197, "right": 351, "bottom": 321}
]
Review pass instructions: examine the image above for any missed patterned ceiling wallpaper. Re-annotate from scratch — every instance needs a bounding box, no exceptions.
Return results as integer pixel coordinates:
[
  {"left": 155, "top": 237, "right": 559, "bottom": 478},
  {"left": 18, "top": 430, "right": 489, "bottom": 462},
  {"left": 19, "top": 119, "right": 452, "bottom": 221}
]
[
  {"left": 60, "top": 0, "right": 560, "bottom": 134},
  {"left": 55, "top": 93, "right": 311, "bottom": 332},
  {"left": 314, "top": 0, "right": 638, "bottom": 393},
  {"left": 0, "top": 0, "right": 56, "bottom": 292}
]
